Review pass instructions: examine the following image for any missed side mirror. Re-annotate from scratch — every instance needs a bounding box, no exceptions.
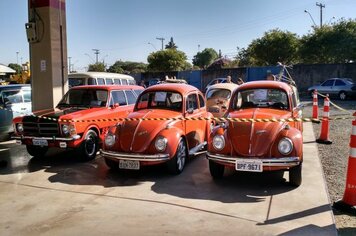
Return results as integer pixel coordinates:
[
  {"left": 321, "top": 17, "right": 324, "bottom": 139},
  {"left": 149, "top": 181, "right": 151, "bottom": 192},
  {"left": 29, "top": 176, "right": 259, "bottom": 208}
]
[{"left": 187, "top": 108, "right": 194, "bottom": 114}]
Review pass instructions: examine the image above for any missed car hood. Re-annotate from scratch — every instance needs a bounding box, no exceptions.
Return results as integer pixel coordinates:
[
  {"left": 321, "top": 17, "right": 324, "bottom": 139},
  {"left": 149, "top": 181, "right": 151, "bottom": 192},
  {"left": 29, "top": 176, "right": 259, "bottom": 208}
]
[
  {"left": 228, "top": 108, "right": 290, "bottom": 157},
  {"left": 119, "top": 109, "right": 182, "bottom": 153}
]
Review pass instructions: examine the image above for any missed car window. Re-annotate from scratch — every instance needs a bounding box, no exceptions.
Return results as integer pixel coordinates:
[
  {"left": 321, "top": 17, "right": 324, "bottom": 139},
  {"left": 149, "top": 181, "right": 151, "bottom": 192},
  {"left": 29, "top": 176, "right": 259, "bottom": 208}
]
[
  {"left": 58, "top": 89, "right": 108, "bottom": 107},
  {"left": 129, "top": 80, "right": 136, "bottom": 85},
  {"left": 110, "top": 90, "right": 127, "bottom": 106},
  {"left": 113, "top": 79, "right": 121, "bottom": 85},
  {"left": 198, "top": 94, "right": 205, "bottom": 108},
  {"left": 121, "top": 79, "right": 128, "bottom": 85},
  {"left": 134, "top": 89, "right": 143, "bottom": 96},
  {"left": 186, "top": 94, "right": 198, "bottom": 111},
  {"left": 233, "top": 88, "right": 289, "bottom": 110},
  {"left": 23, "top": 90, "right": 31, "bottom": 102},
  {"left": 3, "top": 90, "right": 23, "bottom": 104},
  {"left": 321, "top": 80, "right": 334, "bottom": 86},
  {"left": 97, "top": 78, "right": 105, "bottom": 85},
  {"left": 335, "top": 80, "right": 346, "bottom": 86},
  {"left": 125, "top": 90, "right": 136, "bottom": 105},
  {"left": 69, "top": 78, "right": 85, "bottom": 87},
  {"left": 88, "top": 78, "right": 96, "bottom": 85},
  {"left": 136, "top": 91, "right": 182, "bottom": 111},
  {"left": 105, "top": 78, "right": 114, "bottom": 85},
  {"left": 0, "top": 92, "right": 3, "bottom": 104},
  {"left": 206, "top": 89, "right": 231, "bottom": 99}
]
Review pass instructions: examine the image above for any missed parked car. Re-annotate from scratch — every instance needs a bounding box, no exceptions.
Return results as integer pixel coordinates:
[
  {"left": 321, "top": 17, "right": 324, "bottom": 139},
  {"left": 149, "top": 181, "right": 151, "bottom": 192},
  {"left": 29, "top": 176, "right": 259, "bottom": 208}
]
[
  {"left": 68, "top": 72, "right": 136, "bottom": 88},
  {"left": 207, "top": 81, "right": 303, "bottom": 186},
  {"left": 205, "top": 78, "right": 228, "bottom": 92},
  {"left": 0, "top": 84, "right": 32, "bottom": 140},
  {"left": 101, "top": 83, "right": 213, "bottom": 174},
  {"left": 206, "top": 83, "right": 239, "bottom": 118},
  {"left": 307, "top": 78, "right": 356, "bottom": 100},
  {"left": 12, "top": 85, "right": 144, "bottom": 160}
]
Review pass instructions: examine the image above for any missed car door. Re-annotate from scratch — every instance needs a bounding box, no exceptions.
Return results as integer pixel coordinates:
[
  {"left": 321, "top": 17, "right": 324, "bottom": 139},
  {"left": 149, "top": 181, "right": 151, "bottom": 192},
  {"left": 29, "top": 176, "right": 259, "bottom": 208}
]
[
  {"left": 184, "top": 93, "right": 206, "bottom": 150},
  {"left": 318, "top": 79, "right": 335, "bottom": 94},
  {"left": 0, "top": 90, "right": 13, "bottom": 133}
]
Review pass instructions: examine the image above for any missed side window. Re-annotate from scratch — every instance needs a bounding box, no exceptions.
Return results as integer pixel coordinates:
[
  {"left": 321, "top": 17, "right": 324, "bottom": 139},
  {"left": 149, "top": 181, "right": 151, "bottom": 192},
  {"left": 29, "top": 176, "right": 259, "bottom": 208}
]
[
  {"left": 88, "top": 78, "right": 96, "bottom": 85},
  {"left": 121, "top": 79, "right": 128, "bottom": 85},
  {"left": 3, "top": 90, "right": 23, "bottom": 104},
  {"left": 105, "top": 78, "right": 114, "bottom": 85},
  {"left": 125, "top": 90, "right": 136, "bottom": 105},
  {"left": 129, "top": 80, "right": 136, "bottom": 85},
  {"left": 198, "top": 94, "right": 205, "bottom": 108},
  {"left": 23, "top": 90, "right": 31, "bottom": 102},
  {"left": 335, "top": 80, "right": 346, "bottom": 86},
  {"left": 321, "top": 80, "right": 334, "bottom": 86},
  {"left": 134, "top": 89, "right": 143, "bottom": 96},
  {"left": 186, "top": 94, "right": 198, "bottom": 111},
  {"left": 113, "top": 79, "right": 121, "bottom": 85},
  {"left": 97, "top": 78, "right": 105, "bottom": 85},
  {"left": 110, "top": 90, "right": 127, "bottom": 106}
]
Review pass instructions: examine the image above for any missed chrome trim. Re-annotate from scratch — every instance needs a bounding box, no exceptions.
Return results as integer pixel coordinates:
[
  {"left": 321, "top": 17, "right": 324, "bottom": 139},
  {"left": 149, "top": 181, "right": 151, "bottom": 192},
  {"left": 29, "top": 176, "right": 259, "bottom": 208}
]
[
  {"left": 11, "top": 135, "right": 80, "bottom": 141},
  {"left": 100, "top": 150, "right": 170, "bottom": 162},
  {"left": 206, "top": 152, "right": 300, "bottom": 167}
]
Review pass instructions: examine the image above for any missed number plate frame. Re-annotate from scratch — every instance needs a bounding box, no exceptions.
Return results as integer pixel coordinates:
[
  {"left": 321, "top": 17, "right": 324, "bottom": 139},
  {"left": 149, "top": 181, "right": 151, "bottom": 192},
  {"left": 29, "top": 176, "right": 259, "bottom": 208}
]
[
  {"left": 236, "top": 159, "right": 263, "bottom": 172},
  {"left": 119, "top": 160, "right": 140, "bottom": 170},
  {"left": 32, "top": 139, "right": 48, "bottom": 146}
]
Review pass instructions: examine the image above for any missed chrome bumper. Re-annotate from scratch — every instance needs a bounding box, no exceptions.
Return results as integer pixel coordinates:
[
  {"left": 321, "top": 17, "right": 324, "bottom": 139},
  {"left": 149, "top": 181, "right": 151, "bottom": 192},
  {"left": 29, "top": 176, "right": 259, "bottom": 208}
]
[
  {"left": 207, "top": 152, "right": 301, "bottom": 167},
  {"left": 100, "top": 150, "right": 170, "bottom": 162},
  {"left": 12, "top": 135, "right": 81, "bottom": 142}
]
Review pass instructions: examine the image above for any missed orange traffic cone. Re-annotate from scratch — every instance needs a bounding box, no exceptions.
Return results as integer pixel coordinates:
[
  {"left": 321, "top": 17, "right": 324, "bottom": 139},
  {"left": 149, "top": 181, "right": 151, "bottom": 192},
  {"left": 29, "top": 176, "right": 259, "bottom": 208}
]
[
  {"left": 333, "top": 112, "right": 356, "bottom": 215},
  {"left": 312, "top": 90, "right": 318, "bottom": 119},
  {"left": 316, "top": 95, "right": 332, "bottom": 144}
]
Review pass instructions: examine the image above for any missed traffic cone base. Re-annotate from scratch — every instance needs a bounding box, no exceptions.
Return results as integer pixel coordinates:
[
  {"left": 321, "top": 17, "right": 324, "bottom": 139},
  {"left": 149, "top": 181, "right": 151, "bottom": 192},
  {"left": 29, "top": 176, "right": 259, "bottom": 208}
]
[
  {"left": 333, "top": 199, "right": 356, "bottom": 215},
  {"left": 316, "top": 139, "right": 332, "bottom": 144}
]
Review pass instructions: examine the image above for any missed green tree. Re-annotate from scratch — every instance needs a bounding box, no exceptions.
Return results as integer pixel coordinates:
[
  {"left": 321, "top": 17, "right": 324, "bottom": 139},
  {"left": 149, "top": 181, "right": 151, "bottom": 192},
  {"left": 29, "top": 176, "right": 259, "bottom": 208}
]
[
  {"left": 192, "top": 48, "right": 219, "bottom": 69},
  {"left": 247, "top": 29, "right": 300, "bottom": 66},
  {"left": 234, "top": 47, "right": 252, "bottom": 67},
  {"left": 8, "top": 63, "right": 22, "bottom": 74},
  {"left": 88, "top": 62, "right": 106, "bottom": 72},
  {"left": 147, "top": 49, "right": 190, "bottom": 72},
  {"left": 108, "top": 61, "right": 147, "bottom": 74},
  {"left": 165, "top": 37, "right": 178, "bottom": 50}
]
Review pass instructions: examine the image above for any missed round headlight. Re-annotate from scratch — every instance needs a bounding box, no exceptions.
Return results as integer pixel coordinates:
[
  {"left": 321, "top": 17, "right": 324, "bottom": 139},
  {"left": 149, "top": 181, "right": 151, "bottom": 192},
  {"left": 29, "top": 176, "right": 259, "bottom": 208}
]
[
  {"left": 278, "top": 138, "right": 293, "bottom": 155},
  {"left": 213, "top": 135, "right": 225, "bottom": 150},
  {"left": 105, "top": 134, "right": 116, "bottom": 147},
  {"left": 62, "top": 124, "right": 69, "bottom": 135},
  {"left": 155, "top": 136, "right": 167, "bottom": 152},
  {"left": 17, "top": 123, "right": 24, "bottom": 133}
]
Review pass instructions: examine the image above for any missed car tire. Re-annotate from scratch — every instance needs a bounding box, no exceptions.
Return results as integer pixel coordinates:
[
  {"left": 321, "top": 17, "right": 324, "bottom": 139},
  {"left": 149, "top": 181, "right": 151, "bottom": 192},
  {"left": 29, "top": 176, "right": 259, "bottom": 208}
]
[
  {"left": 78, "top": 130, "right": 98, "bottom": 161},
  {"left": 289, "top": 164, "right": 302, "bottom": 186},
  {"left": 26, "top": 145, "right": 48, "bottom": 157},
  {"left": 104, "top": 158, "right": 119, "bottom": 170},
  {"left": 167, "top": 138, "right": 187, "bottom": 175},
  {"left": 338, "top": 91, "right": 347, "bottom": 100},
  {"left": 209, "top": 160, "right": 224, "bottom": 179}
]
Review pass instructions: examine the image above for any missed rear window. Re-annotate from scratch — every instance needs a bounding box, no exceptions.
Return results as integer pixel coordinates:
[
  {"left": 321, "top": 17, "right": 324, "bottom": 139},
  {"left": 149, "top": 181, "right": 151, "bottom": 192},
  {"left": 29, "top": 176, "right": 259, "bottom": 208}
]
[{"left": 206, "top": 88, "right": 231, "bottom": 99}]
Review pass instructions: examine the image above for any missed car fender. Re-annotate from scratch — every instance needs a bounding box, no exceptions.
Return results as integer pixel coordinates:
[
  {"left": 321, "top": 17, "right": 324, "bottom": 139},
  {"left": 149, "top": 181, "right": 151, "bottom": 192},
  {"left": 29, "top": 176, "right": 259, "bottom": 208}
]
[{"left": 154, "top": 127, "right": 185, "bottom": 157}]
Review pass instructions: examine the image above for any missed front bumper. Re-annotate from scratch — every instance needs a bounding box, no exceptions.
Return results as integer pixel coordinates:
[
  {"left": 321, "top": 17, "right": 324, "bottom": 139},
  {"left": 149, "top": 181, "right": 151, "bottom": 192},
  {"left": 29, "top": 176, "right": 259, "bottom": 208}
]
[
  {"left": 207, "top": 152, "right": 301, "bottom": 167},
  {"left": 12, "top": 135, "right": 81, "bottom": 142},
  {"left": 101, "top": 150, "right": 170, "bottom": 162}
]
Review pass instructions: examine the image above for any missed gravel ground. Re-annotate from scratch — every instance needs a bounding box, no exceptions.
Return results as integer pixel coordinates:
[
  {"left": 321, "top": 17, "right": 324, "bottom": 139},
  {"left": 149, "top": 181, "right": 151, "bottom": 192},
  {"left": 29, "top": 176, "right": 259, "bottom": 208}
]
[{"left": 302, "top": 98, "right": 356, "bottom": 235}]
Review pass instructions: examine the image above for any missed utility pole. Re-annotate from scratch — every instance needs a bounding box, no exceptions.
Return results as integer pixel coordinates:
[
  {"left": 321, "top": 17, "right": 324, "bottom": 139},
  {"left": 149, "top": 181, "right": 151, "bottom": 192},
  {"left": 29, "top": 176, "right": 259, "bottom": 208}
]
[
  {"left": 92, "top": 49, "right": 100, "bottom": 63},
  {"left": 68, "top": 56, "right": 71, "bottom": 72},
  {"left": 316, "top": 2, "right": 325, "bottom": 28},
  {"left": 198, "top": 44, "right": 200, "bottom": 52},
  {"left": 156, "top": 37, "right": 165, "bottom": 50},
  {"left": 16, "top": 51, "right": 19, "bottom": 64}
]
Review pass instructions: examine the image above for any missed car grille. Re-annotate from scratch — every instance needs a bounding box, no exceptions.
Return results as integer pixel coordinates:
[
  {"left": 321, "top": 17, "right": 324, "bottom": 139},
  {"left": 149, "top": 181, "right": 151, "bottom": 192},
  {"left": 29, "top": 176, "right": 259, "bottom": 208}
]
[{"left": 23, "top": 122, "right": 60, "bottom": 137}]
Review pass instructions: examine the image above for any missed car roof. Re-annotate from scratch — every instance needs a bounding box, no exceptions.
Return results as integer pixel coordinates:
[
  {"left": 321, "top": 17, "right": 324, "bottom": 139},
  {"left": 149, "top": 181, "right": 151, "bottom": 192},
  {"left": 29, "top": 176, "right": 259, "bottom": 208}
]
[
  {"left": 68, "top": 72, "right": 134, "bottom": 79},
  {"left": 0, "top": 84, "right": 31, "bottom": 90},
  {"left": 71, "top": 85, "right": 144, "bottom": 91},
  {"left": 207, "top": 83, "right": 238, "bottom": 91},
  {"left": 237, "top": 81, "right": 294, "bottom": 93},
  {"left": 143, "top": 83, "right": 200, "bottom": 95}
]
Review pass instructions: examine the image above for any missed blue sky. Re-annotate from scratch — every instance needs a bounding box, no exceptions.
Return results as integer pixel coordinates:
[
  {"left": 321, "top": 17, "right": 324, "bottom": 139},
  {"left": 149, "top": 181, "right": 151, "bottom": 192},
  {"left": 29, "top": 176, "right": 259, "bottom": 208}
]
[{"left": 1, "top": 0, "right": 355, "bottom": 71}]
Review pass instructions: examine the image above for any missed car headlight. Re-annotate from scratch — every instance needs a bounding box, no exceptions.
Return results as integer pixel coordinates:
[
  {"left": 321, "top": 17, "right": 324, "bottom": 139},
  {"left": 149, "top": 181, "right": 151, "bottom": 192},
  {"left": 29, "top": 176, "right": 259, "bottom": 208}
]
[
  {"left": 213, "top": 135, "right": 225, "bottom": 150},
  {"left": 278, "top": 138, "right": 293, "bottom": 155},
  {"left": 105, "top": 133, "right": 116, "bottom": 147},
  {"left": 16, "top": 123, "right": 24, "bottom": 133},
  {"left": 62, "top": 124, "right": 69, "bottom": 135},
  {"left": 155, "top": 136, "right": 167, "bottom": 152}
]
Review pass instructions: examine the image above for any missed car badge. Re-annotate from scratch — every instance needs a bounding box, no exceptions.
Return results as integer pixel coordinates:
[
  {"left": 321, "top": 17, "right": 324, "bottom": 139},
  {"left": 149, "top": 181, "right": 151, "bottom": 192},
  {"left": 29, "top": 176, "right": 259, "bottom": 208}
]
[
  {"left": 138, "top": 130, "right": 148, "bottom": 136},
  {"left": 256, "top": 130, "right": 266, "bottom": 134}
]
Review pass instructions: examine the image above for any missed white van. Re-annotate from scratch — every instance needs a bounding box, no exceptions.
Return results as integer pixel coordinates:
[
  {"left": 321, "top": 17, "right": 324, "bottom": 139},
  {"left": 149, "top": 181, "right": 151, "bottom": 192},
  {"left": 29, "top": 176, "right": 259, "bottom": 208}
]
[{"left": 68, "top": 72, "right": 136, "bottom": 88}]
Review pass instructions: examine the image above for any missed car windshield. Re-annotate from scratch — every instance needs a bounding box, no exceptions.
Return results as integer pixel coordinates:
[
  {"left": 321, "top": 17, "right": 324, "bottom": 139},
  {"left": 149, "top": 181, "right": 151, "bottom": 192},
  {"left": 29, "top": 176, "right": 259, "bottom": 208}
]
[
  {"left": 233, "top": 88, "right": 289, "bottom": 110},
  {"left": 206, "top": 88, "right": 231, "bottom": 99},
  {"left": 135, "top": 91, "right": 183, "bottom": 112},
  {"left": 57, "top": 89, "right": 108, "bottom": 108}
]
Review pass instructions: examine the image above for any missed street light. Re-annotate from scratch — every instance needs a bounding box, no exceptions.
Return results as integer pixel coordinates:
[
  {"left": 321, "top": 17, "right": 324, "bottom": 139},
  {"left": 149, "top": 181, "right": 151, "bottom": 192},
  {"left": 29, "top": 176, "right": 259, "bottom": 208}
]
[
  {"left": 148, "top": 42, "right": 157, "bottom": 51},
  {"left": 304, "top": 10, "right": 317, "bottom": 27}
]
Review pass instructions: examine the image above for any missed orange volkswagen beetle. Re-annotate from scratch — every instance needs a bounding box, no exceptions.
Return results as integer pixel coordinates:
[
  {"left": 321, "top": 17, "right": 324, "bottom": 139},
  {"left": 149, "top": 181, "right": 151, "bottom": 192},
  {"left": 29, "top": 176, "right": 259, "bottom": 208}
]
[
  {"left": 207, "top": 81, "right": 303, "bottom": 186},
  {"left": 101, "top": 83, "right": 213, "bottom": 174}
]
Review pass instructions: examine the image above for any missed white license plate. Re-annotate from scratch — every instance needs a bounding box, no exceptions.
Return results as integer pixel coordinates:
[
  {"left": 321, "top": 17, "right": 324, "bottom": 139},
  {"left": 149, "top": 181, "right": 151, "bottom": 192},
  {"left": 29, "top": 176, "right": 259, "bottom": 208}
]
[
  {"left": 32, "top": 139, "right": 48, "bottom": 146},
  {"left": 119, "top": 160, "right": 140, "bottom": 170},
  {"left": 236, "top": 160, "right": 263, "bottom": 172}
]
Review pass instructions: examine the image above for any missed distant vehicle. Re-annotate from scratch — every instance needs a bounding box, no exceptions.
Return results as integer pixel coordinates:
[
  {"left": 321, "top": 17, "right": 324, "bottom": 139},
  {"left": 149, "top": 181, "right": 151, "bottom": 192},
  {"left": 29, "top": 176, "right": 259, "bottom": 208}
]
[
  {"left": 307, "top": 78, "right": 356, "bottom": 100},
  {"left": 205, "top": 83, "right": 239, "bottom": 118},
  {"left": 68, "top": 72, "right": 136, "bottom": 88},
  {"left": 205, "top": 78, "right": 228, "bottom": 92},
  {"left": 12, "top": 85, "right": 144, "bottom": 160},
  {"left": 0, "top": 84, "right": 32, "bottom": 140}
]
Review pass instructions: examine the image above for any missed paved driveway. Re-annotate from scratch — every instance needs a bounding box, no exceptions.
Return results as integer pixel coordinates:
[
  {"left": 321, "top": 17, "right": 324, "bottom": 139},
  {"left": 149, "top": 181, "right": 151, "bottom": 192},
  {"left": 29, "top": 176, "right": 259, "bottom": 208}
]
[{"left": 0, "top": 123, "right": 336, "bottom": 235}]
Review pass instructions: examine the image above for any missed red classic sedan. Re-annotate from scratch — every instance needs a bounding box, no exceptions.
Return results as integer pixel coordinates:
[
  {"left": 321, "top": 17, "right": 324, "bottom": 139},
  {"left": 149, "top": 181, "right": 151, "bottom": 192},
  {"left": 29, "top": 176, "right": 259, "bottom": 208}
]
[{"left": 207, "top": 81, "right": 303, "bottom": 186}]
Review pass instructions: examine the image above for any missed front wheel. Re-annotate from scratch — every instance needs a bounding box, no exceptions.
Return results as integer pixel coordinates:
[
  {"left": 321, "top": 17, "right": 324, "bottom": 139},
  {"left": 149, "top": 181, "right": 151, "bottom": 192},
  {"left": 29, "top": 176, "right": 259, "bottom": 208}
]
[
  {"left": 339, "top": 91, "right": 347, "bottom": 100},
  {"left": 167, "top": 138, "right": 187, "bottom": 175},
  {"left": 78, "top": 130, "right": 98, "bottom": 161},
  {"left": 289, "top": 164, "right": 302, "bottom": 186},
  {"left": 26, "top": 145, "right": 48, "bottom": 157},
  {"left": 209, "top": 160, "right": 224, "bottom": 179}
]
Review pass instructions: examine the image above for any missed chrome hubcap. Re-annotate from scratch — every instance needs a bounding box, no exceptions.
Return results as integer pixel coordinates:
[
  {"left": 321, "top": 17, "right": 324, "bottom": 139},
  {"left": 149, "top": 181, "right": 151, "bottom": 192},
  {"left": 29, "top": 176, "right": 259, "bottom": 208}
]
[
  {"left": 176, "top": 141, "right": 186, "bottom": 171},
  {"left": 85, "top": 135, "right": 96, "bottom": 156}
]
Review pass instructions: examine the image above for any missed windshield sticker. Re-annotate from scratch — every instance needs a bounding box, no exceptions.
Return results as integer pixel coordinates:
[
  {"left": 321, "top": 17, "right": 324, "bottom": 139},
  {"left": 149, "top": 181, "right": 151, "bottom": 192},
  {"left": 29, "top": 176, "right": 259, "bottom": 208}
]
[{"left": 155, "top": 92, "right": 167, "bottom": 102}]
